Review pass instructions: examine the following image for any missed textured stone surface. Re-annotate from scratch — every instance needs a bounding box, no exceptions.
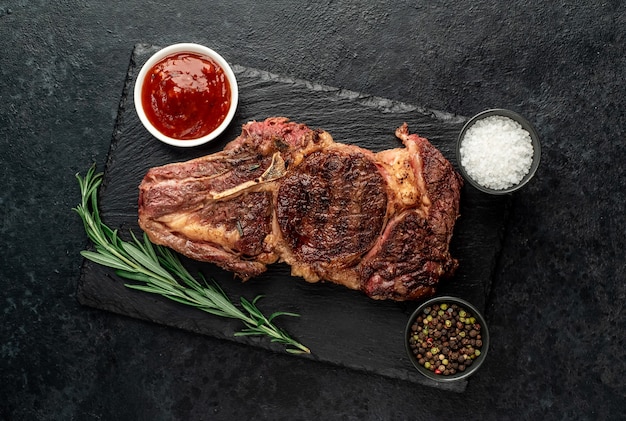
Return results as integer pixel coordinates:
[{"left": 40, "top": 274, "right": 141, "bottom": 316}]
[{"left": 1, "top": 1, "right": 624, "bottom": 420}]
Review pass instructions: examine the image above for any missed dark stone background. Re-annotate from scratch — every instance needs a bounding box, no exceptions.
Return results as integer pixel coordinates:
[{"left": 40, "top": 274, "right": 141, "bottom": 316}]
[{"left": 1, "top": 1, "right": 624, "bottom": 420}]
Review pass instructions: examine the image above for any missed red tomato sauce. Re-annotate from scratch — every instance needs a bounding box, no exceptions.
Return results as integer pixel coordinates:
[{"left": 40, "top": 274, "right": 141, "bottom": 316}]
[{"left": 141, "top": 52, "right": 231, "bottom": 140}]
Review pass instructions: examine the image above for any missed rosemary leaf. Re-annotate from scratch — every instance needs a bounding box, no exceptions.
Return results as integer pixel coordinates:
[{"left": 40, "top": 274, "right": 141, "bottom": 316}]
[
  {"left": 233, "top": 330, "right": 264, "bottom": 337},
  {"left": 115, "top": 270, "right": 153, "bottom": 283},
  {"left": 74, "top": 165, "right": 310, "bottom": 354},
  {"left": 80, "top": 250, "right": 133, "bottom": 271},
  {"left": 121, "top": 241, "right": 175, "bottom": 281},
  {"left": 185, "top": 288, "right": 215, "bottom": 307},
  {"left": 195, "top": 307, "right": 234, "bottom": 319},
  {"left": 125, "top": 284, "right": 173, "bottom": 296},
  {"left": 285, "top": 348, "right": 306, "bottom": 355},
  {"left": 239, "top": 297, "right": 263, "bottom": 322},
  {"left": 134, "top": 231, "right": 159, "bottom": 263},
  {"left": 268, "top": 311, "right": 301, "bottom": 322}
]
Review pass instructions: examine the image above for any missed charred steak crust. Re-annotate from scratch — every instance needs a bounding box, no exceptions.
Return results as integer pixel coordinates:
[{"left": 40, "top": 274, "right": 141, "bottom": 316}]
[
  {"left": 277, "top": 150, "right": 387, "bottom": 268},
  {"left": 358, "top": 124, "right": 463, "bottom": 300},
  {"left": 138, "top": 117, "right": 463, "bottom": 301}
]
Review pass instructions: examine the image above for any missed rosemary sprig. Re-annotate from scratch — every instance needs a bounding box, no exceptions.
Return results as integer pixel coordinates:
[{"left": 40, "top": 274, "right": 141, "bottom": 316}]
[{"left": 73, "top": 165, "right": 310, "bottom": 354}]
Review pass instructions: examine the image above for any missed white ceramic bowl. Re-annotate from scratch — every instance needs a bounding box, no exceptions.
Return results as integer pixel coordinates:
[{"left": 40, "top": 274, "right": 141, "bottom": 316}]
[{"left": 134, "top": 43, "right": 238, "bottom": 147}]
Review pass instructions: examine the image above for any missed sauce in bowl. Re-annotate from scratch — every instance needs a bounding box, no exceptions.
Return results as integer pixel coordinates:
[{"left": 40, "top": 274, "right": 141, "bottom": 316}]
[{"left": 141, "top": 52, "right": 232, "bottom": 140}]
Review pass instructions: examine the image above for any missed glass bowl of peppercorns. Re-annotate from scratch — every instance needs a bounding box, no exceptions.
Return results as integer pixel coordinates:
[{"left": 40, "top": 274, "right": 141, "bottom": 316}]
[{"left": 405, "top": 296, "right": 489, "bottom": 382}]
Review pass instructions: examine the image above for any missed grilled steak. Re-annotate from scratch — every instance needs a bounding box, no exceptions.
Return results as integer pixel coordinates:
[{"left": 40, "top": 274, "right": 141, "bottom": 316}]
[{"left": 138, "top": 117, "right": 463, "bottom": 301}]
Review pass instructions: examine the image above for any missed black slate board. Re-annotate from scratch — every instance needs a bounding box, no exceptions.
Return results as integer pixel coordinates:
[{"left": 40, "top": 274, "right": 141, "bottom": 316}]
[{"left": 78, "top": 44, "right": 509, "bottom": 392}]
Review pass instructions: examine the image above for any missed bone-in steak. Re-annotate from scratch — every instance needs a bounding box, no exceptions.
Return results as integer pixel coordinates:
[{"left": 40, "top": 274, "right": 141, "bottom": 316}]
[{"left": 138, "top": 117, "right": 463, "bottom": 301}]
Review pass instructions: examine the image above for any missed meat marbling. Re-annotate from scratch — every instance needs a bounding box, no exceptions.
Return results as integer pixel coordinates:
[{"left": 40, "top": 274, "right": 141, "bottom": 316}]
[{"left": 138, "top": 117, "right": 463, "bottom": 301}]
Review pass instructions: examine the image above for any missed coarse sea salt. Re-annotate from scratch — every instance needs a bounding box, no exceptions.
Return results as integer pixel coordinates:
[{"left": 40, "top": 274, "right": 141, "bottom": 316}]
[{"left": 460, "top": 115, "right": 534, "bottom": 190}]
